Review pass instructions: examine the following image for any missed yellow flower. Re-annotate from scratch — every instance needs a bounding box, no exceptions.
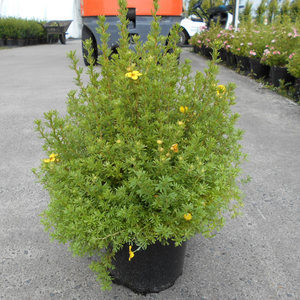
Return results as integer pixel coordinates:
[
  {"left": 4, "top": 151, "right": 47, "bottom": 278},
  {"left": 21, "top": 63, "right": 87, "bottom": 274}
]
[
  {"left": 129, "top": 246, "right": 135, "bottom": 261},
  {"left": 184, "top": 213, "right": 192, "bottom": 221},
  {"left": 125, "top": 70, "right": 142, "bottom": 80},
  {"left": 217, "top": 85, "right": 226, "bottom": 97},
  {"left": 157, "top": 140, "right": 163, "bottom": 145},
  {"left": 180, "top": 106, "right": 188, "bottom": 113},
  {"left": 170, "top": 143, "right": 178, "bottom": 153},
  {"left": 44, "top": 153, "right": 58, "bottom": 163},
  {"left": 178, "top": 121, "right": 184, "bottom": 126},
  {"left": 49, "top": 153, "right": 58, "bottom": 162}
]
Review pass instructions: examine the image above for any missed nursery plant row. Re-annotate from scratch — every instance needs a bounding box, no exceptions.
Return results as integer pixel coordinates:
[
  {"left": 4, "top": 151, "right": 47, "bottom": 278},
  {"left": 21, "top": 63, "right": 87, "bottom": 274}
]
[
  {"left": 190, "top": 17, "right": 300, "bottom": 101},
  {"left": 0, "top": 17, "right": 51, "bottom": 47}
]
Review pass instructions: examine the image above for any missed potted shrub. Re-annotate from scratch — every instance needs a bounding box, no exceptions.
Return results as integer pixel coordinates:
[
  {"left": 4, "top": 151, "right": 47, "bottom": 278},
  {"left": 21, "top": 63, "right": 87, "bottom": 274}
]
[
  {"left": 230, "top": 21, "right": 253, "bottom": 71},
  {"left": 15, "top": 19, "right": 28, "bottom": 47},
  {"left": 248, "top": 24, "right": 271, "bottom": 78},
  {"left": 0, "top": 18, "right": 5, "bottom": 46},
  {"left": 33, "top": 0, "right": 248, "bottom": 293},
  {"left": 4, "top": 17, "right": 18, "bottom": 46},
  {"left": 261, "top": 18, "right": 298, "bottom": 86},
  {"left": 287, "top": 50, "right": 300, "bottom": 100}
]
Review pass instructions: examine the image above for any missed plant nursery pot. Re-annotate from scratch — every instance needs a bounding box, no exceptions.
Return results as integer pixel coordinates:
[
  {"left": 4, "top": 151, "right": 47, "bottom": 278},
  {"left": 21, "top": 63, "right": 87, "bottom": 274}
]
[
  {"left": 110, "top": 240, "right": 187, "bottom": 294},
  {"left": 17, "top": 39, "right": 26, "bottom": 47},
  {"left": 236, "top": 55, "right": 250, "bottom": 71},
  {"left": 226, "top": 51, "right": 235, "bottom": 66},
  {"left": 219, "top": 48, "right": 227, "bottom": 62},
  {"left": 293, "top": 78, "right": 300, "bottom": 101},
  {"left": 6, "top": 39, "right": 15, "bottom": 46},
  {"left": 271, "top": 66, "right": 295, "bottom": 87},
  {"left": 193, "top": 45, "right": 200, "bottom": 54},
  {"left": 203, "top": 47, "right": 212, "bottom": 59},
  {"left": 249, "top": 59, "right": 270, "bottom": 79}
]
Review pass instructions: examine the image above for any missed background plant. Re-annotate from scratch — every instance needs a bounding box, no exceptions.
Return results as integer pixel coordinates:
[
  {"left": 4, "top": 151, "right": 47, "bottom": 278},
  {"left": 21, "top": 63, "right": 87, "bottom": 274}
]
[
  {"left": 248, "top": 23, "right": 272, "bottom": 59},
  {"left": 262, "top": 17, "right": 300, "bottom": 66},
  {"left": 230, "top": 20, "right": 253, "bottom": 56},
  {"left": 287, "top": 49, "right": 300, "bottom": 78},
  {"left": 33, "top": 0, "right": 248, "bottom": 291},
  {"left": 0, "top": 17, "right": 47, "bottom": 40}
]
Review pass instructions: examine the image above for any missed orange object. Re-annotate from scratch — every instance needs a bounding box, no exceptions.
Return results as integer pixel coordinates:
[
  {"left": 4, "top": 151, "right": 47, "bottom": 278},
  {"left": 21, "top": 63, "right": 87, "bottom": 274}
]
[{"left": 81, "top": 0, "right": 183, "bottom": 17}]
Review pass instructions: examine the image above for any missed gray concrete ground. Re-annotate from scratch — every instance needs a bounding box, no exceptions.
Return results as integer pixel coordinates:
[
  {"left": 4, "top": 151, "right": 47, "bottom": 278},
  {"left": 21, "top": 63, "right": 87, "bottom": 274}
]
[{"left": 1, "top": 40, "right": 300, "bottom": 300}]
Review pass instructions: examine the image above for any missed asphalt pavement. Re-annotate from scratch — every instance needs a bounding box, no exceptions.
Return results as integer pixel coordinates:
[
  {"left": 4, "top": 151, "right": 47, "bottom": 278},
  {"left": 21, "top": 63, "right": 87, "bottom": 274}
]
[{"left": 1, "top": 40, "right": 300, "bottom": 300}]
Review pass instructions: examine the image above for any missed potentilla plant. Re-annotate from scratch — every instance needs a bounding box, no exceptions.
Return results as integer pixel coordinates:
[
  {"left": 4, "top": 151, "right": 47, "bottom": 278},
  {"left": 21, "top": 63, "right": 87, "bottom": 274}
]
[
  {"left": 33, "top": 0, "right": 248, "bottom": 291},
  {"left": 262, "top": 17, "right": 300, "bottom": 67},
  {"left": 287, "top": 49, "right": 300, "bottom": 78},
  {"left": 248, "top": 24, "right": 272, "bottom": 60},
  {"left": 230, "top": 21, "right": 253, "bottom": 57}
]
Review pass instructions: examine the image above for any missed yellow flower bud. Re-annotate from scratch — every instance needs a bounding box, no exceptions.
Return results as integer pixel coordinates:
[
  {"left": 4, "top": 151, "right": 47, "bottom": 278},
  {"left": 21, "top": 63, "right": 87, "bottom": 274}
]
[
  {"left": 170, "top": 143, "right": 178, "bottom": 153},
  {"left": 157, "top": 140, "right": 163, "bottom": 145}
]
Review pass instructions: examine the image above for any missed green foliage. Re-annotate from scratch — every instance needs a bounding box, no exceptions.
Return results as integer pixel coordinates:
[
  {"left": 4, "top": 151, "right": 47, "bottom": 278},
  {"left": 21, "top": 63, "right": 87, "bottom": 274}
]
[
  {"left": 0, "top": 17, "right": 46, "bottom": 40},
  {"left": 267, "top": 0, "right": 279, "bottom": 23},
  {"left": 33, "top": 0, "right": 247, "bottom": 291},
  {"left": 240, "top": 0, "right": 254, "bottom": 23},
  {"left": 255, "top": 0, "right": 268, "bottom": 24},
  {"left": 290, "top": 0, "right": 300, "bottom": 22},
  {"left": 229, "top": 20, "right": 254, "bottom": 56},
  {"left": 280, "top": 0, "right": 291, "bottom": 17},
  {"left": 261, "top": 17, "right": 300, "bottom": 66},
  {"left": 287, "top": 49, "right": 300, "bottom": 78}
]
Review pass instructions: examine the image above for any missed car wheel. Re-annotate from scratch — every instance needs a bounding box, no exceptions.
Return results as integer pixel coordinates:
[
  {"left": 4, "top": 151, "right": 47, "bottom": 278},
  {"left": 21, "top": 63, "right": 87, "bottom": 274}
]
[{"left": 177, "top": 30, "right": 187, "bottom": 47}]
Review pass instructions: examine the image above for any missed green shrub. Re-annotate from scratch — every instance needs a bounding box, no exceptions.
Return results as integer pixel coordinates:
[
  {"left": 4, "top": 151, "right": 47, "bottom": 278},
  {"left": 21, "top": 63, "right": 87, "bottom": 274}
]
[
  {"left": 0, "top": 17, "right": 46, "bottom": 40},
  {"left": 33, "top": 0, "right": 248, "bottom": 291},
  {"left": 287, "top": 49, "right": 300, "bottom": 78}
]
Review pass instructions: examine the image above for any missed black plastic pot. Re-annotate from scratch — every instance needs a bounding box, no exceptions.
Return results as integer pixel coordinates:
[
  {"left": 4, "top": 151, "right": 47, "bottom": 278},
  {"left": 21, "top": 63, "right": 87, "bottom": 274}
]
[
  {"left": 249, "top": 59, "right": 270, "bottom": 79},
  {"left": 236, "top": 55, "right": 250, "bottom": 71},
  {"left": 110, "top": 240, "right": 187, "bottom": 294},
  {"left": 6, "top": 39, "right": 15, "bottom": 46},
  {"left": 293, "top": 78, "right": 300, "bottom": 101},
  {"left": 219, "top": 48, "right": 227, "bottom": 62},
  {"left": 271, "top": 66, "right": 295, "bottom": 87},
  {"left": 193, "top": 45, "right": 200, "bottom": 54},
  {"left": 226, "top": 51, "right": 235, "bottom": 66},
  {"left": 203, "top": 46, "right": 212, "bottom": 59},
  {"left": 17, "top": 39, "right": 26, "bottom": 47}
]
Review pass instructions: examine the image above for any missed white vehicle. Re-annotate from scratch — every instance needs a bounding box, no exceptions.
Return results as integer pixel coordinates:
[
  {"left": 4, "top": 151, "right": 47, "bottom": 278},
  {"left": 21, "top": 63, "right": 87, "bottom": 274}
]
[
  {"left": 178, "top": 14, "right": 206, "bottom": 46},
  {"left": 178, "top": 1, "right": 234, "bottom": 47}
]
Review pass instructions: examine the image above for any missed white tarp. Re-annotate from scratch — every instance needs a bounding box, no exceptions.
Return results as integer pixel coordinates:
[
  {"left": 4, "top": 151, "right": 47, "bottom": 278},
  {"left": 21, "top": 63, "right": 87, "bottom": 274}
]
[{"left": 0, "top": 0, "right": 82, "bottom": 38}]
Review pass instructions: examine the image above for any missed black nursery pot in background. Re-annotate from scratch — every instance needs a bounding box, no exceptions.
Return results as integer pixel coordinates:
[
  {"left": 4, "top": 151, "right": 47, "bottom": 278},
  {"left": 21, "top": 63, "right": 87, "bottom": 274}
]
[
  {"left": 236, "top": 55, "right": 250, "bottom": 71},
  {"left": 249, "top": 59, "right": 270, "bottom": 79},
  {"left": 110, "top": 240, "right": 187, "bottom": 294},
  {"left": 271, "top": 66, "right": 295, "bottom": 87}
]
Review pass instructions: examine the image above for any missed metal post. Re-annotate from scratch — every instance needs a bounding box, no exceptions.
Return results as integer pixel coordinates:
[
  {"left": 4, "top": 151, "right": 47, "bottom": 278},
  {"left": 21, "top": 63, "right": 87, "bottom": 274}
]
[{"left": 234, "top": 0, "right": 240, "bottom": 31}]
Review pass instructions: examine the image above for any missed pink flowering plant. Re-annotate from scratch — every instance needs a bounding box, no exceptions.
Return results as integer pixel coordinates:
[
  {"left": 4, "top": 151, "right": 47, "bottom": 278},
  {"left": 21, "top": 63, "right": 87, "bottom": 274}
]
[
  {"left": 287, "top": 49, "right": 300, "bottom": 78},
  {"left": 33, "top": 0, "right": 248, "bottom": 291},
  {"left": 230, "top": 21, "right": 253, "bottom": 57},
  {"left": 262, "top": 18, "right": 300, "bottom": 67},
  {"left": 248, "top": 24, "right": 272, "bottom": 60}
]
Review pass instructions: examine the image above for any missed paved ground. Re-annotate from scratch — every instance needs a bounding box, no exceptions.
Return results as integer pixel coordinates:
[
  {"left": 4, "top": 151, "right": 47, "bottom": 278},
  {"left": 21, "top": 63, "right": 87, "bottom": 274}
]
[{"left": 1, "top": 40, "right": 300, "bottom": 300}]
